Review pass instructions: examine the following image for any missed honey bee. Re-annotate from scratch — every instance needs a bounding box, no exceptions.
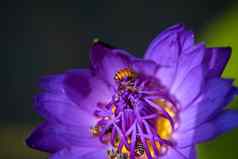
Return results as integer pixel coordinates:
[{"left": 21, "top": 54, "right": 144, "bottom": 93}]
[
  {"left": 135, "top": 142, "right": 145, "bottom": 156},
  {"left": 114, "top": 68, "right": 137, "bottom": 81},
  {"left": 107, "top": 149, "right": 128, "bottom": 159}
]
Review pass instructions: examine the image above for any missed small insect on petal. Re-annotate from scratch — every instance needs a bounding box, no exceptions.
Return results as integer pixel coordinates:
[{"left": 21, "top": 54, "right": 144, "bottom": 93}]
[{"left": 114, "top": 68, "right": 137, "bottom": 81}]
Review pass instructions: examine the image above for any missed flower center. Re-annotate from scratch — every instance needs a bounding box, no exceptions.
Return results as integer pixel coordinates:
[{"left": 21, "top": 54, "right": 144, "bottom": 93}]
[{"left": 90, "top": 68, "right": 178, "bottom": 159}]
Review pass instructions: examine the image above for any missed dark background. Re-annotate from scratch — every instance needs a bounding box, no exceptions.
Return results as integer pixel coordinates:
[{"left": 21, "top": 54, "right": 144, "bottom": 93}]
[{"left": 2, "top": 0, "right": 238, "bottom": 159}]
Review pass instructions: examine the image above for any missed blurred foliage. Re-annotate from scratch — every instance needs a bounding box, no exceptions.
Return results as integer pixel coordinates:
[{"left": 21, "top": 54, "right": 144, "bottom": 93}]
[
  {"left": 198, "top": 129, "right": 238, "bottom": 159},
  {"left": 198, "top": 2, "right": 238, "bottom": 159}
]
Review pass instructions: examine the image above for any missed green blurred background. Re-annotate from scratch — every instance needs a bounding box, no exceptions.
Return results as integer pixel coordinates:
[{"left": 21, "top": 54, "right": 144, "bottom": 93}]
[{"left": 2, "top": 0, "right": 238, "bottom": 159}]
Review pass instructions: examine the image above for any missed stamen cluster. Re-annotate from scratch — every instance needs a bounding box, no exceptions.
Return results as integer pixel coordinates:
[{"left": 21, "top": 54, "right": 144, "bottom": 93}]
[{"left": 90, "top": 68, "right": 178, "bottom": 159}]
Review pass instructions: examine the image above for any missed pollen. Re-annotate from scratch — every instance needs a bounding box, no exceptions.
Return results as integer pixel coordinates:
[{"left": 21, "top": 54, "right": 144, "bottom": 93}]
[
  {"left": 111, "top": 105, "right": 116, "bottom": 113},
  {"left": 156, "top": 117, "right": 173, "bottom": 140},
  {"left": 146, "top": 140, "right": 153, "bottom": 154},
  {"left": 121, "top": 145, "right": 129, "bottom": 154},
  {"left": 154, "top": 98, "right": 176, "bottom": 140},
  {"left": 90, "top": 126, "right": 100, "bottom": 136},
  {"left": 154, "top": 98, "right": 176, "bottom": 117},
  {"left": 113, "top": 138, "right": 130, "bottom": 156}
]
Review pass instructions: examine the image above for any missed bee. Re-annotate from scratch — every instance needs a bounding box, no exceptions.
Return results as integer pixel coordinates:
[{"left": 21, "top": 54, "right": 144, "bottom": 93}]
[
  {"left": 135, "top": 142, "right": 145, "bottom": 156},
  {"left": 114, "top": 68, "right": 137, "bottom": 82},
  {"left": 107, "top": 149, "right": 117, "bottom": 159},
  {"left": 107, "top": 149, "right": 128, "bottom": 159}
]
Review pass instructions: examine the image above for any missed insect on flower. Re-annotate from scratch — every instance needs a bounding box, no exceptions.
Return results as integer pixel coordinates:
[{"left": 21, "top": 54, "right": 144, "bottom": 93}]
[
  {"left": 135, "top": 142, "right": 145, "bottom": 157},
  {"left": 107, "top": 149, "right": 129, "bottom": 159},
  {"left": 114, "top": 68, "right": 137, "bottom": 82},
  {"left": 26, "top": 24, "right": 238, "bottom": 159}
]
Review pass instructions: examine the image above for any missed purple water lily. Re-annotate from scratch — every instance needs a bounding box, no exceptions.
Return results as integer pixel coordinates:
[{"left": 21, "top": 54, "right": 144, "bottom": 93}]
[{"left": 26, "top": 24, "right": 238, "bottom": 159}]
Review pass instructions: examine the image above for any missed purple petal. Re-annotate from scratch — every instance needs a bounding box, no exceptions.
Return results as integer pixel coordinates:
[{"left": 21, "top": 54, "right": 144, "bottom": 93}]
[
  {"left": 203, "top": 47, "right": 231, "bottom": 78},
  {"left": 179, "top": 78, "right": 235, "bottom": 131},
  {"left": 144, "top": 24, "right": 197, "bottom": 89},
  {"left": 174, "top": 110, "right": 238, "bottom": 147},
  {"left": 39, "top": 74, "right": 65, "bottom": 93},
  {"left": 26, "top": 122, "right": 66, "bottom": 153},
  {"left": 171, "top": 65, "right": 206, "bottom": 108},
  {"left": 63, "top": 69, "right": 113, "bottom": 113},
  {"left": 235, "top": 88, "right": 238, "bottom": 95},
  {"left": 49, "top": 146, "right": 107, "bottom": 159},
  {"left": 131, "top": 59, "right": 159, "bottom": 76},
  {"left": 26, "top": 122, "right": 103, "bottom": 153},
  {"left": 178, "top": 146, "right": 197, "bottom": 159},
  {"left": 145, "top": 32, "right": 180, "bottom": 66},
  {"left": 34, "top": 92, "right": 95, "bottom": 126},
  {"left": 160, "top": 146, "right": 187, "bottom": 159},
  {"left": 144, "top": 28, "right": 180, "bottom": 88},
  {"left": 170, "top": 43, "right": 205, "bottom": 92},
  {"left": 144, "top": 24, "right": 194, "bottom": 65},
  {"left": 90, "top": 41, "right": 134, "bottom": 86},
  {"left": 156, "top": 65, "right": 177, "bottom": 88}
]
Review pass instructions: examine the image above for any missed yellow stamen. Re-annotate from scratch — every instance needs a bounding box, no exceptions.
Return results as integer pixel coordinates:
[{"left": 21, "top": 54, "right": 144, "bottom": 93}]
[
  {"left": 154, "top": 99, "right": 176, "bottom": 117},
  {"left": 154, "top": 98, "right": 175, "bottom": 140},
  {"left": 156, "top": 117, "right": 172, "bottom": 140},
  {"left": 90, "top": 126, "right": 100, "bottom": 136},
  {"left": 145, "top": 140, "right": 161, "bottom": 158},
  {"left": 112, "top": 105, "right": 116, "bottom": 113},
  {"left": 121, "top": 145, "right": 128, "bottom": 154},
  {"left": 146, "top": 140, "right": 155, "bottom": 157}
]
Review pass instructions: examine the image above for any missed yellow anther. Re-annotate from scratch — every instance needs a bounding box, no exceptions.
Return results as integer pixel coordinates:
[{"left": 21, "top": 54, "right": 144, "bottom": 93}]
[
  {"left": 156, "top": 117, "right": 172, "bottom": 140},
  {"left": 112, "top": 105, "right": 116, "bottom": 113},
  {"left": 90, "top": 126, "right": 100, "bottom": 136},
  {"left": 154, "top": 98, "right": 176, "bottom": 117},
  {"left": 121, "top": 145, "right": 128, "bottom": 154},
  {"left": 154, "top": 98, "right": 176, "bottom": 140}
]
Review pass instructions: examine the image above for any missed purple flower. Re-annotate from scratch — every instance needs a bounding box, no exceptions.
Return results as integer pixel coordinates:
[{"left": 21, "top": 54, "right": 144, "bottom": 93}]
[{"left": 26, "top": 24, "right": 238, "bottom": 159}]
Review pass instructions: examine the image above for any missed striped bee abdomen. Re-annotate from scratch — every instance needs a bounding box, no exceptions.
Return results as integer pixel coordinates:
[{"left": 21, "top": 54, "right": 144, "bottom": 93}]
[
  {"left": 114, "top": 68, "right": 137, "bottom": 81},
  {"left": 135, "top": 142, "right": 145, "bottom": 156}
]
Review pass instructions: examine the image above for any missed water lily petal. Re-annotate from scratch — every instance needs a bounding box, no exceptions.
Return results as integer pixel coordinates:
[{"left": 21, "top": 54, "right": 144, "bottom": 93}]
[
  {"left": 179, "top": 78, "right": 235, "bottom": 131},
  {"left": 174, "top": 110, "right": 238, "bottom": 147},
  {"left": 63, "top": 69, "right": 113, "bottom": 113},
  {"left": 26, "top": 122, "right": 103, "bottom": 153},
  {"left": 144, "top": 24, "right": 194, "bottom": 63},
  {"left": 172, "top": 65, "right": 206, "bottom": 108},
  {"left": 49, "top": 146, "right": 107, "bottom": 159},
  {"left": 39, "top": 74, "right": 65, "bottom": 93},
  {"left": 132, "top": 58, "right": 159, "bottom": 76},
  {"left": 34, "top": 92, "right": 95, "bottom": 126},
  {"left": 204, "top": 47, "right": 231, "bottom": 78},
  {"left": 160, "top": 147, "right": 186, "bottom": 159},
  {"left": 90, "top": 41, "right": 134, "bottom": 86},
  {"left": 170, "top": 43, "right": 205, "bottom": 92}
]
